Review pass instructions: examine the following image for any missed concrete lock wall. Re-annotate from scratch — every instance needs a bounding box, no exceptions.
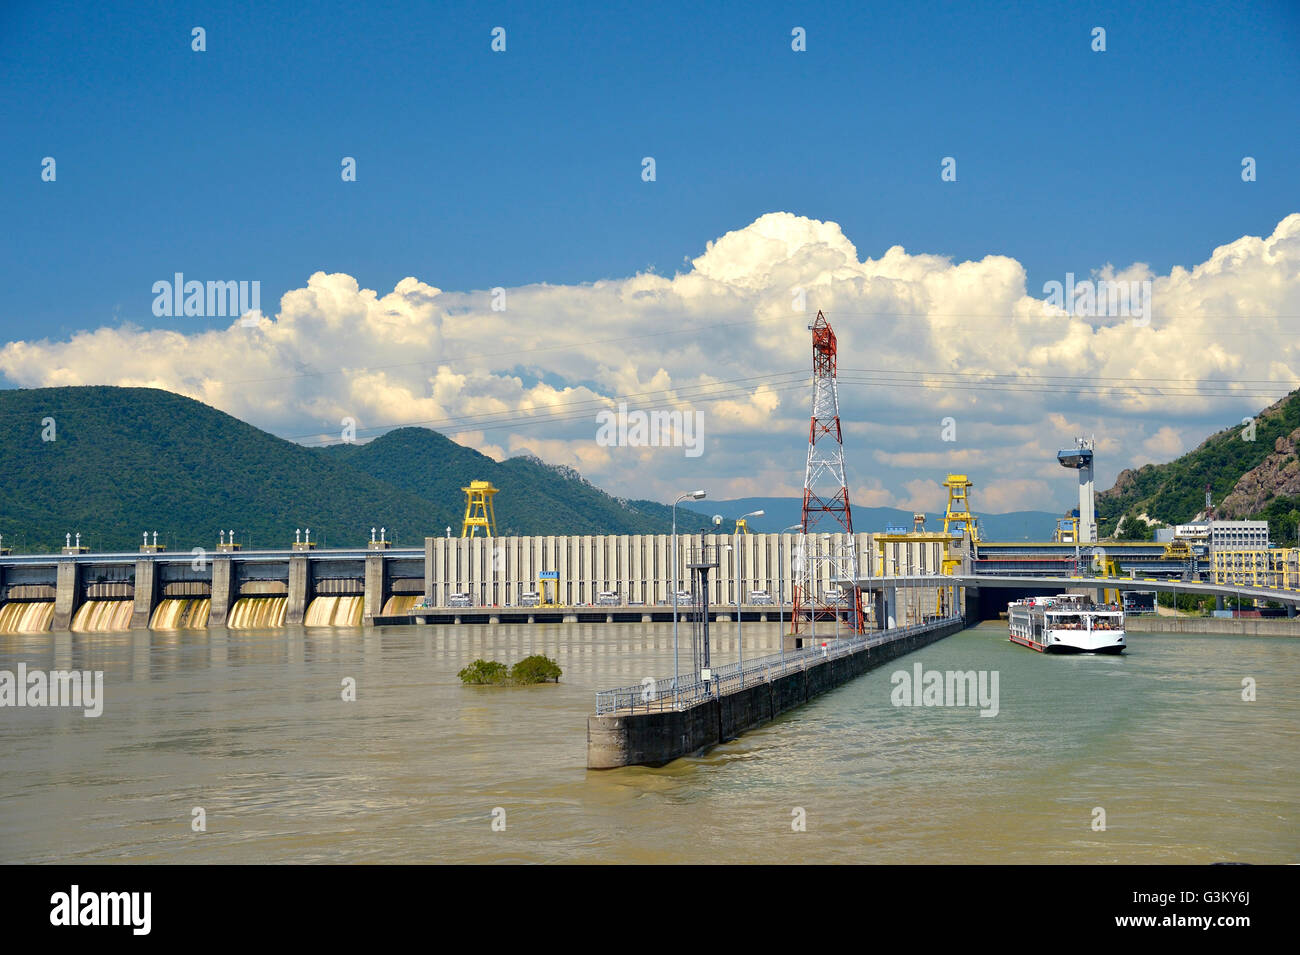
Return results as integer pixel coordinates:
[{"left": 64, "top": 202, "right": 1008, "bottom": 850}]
[
  {"left": 586, "top": 618, "right": 965, "bottom": 769},
  {"left": 423, "top": 532, "right": 950, "bottom": 611},
  {"left": 1129, "top": 616, "right": 1300, "bottom": 636}
]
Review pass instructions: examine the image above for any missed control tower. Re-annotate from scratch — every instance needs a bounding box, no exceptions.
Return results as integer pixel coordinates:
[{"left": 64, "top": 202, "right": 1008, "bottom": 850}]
[{"left": 1057, "top": 437, "right": 1096, "bottom": 543}]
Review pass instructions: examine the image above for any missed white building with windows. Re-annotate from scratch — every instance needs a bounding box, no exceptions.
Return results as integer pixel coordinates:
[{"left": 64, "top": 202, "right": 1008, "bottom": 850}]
[{"left": 1175, "top": 520, "right": 1269, "bottom": 553}]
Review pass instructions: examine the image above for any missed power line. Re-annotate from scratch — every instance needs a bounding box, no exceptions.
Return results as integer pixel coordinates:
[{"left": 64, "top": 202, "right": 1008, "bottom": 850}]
[{"left": 295, "top": 378, "right": 813, "bottom": 445}]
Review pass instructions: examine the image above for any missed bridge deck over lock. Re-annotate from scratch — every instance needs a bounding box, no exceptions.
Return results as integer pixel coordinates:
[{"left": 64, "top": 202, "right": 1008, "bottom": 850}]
[{"left": 845, "top": 572, "right": 1300, "bottom": 612}]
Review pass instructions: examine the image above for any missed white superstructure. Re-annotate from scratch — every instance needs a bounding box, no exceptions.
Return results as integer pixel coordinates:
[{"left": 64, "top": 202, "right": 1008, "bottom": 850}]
[{"left": 1008, "top": 594, "right": 1126, "bottom": 654}]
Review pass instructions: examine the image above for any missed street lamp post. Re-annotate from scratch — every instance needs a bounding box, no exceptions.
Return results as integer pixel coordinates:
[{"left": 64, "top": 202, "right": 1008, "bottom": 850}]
[
  {"left": 733, "top": 510, "right": 765, "bottom": 666},
  {"left": 778, "top": 523, "right": 800, "bottom": 662},
  {"left": 672, "top": 490, "right": 706, "bottom": 704}
]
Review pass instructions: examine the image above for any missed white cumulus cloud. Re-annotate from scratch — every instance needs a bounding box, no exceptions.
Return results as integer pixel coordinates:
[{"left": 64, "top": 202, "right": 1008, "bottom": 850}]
[{"left": 3, "top": 211, "right": 1298, "bottom": 517}]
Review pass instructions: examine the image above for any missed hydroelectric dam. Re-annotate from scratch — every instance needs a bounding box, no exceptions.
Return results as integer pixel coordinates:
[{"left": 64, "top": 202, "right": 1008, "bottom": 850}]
[
  {"left": 5, "top": 528, "right": 1299, "bottom": 635},
  {"left": 0, "top": 531, "right": 957, "bottom": 634}
]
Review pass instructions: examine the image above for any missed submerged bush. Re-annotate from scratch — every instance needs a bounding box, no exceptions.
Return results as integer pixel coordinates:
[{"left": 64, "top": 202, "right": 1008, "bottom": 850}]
[
  {"left": 458, "top": 659, "right": 509, "bottom": 685},
  {"left": 510, "top": 655, "right": 562, "bottom": 684},
  {"left": 458, "top": 655, "right": 562, "bottom": 685}
]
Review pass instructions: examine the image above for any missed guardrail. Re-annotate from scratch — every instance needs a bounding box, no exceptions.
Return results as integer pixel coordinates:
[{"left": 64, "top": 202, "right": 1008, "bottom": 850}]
[{"left": 594, "top": 614, "right": 962, "bottom": 715}]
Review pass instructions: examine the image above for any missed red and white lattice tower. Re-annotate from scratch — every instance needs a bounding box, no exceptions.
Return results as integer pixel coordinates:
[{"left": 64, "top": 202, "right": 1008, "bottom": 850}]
[{"left": 792, "top": 311, "right": 864, "bottom": 634}]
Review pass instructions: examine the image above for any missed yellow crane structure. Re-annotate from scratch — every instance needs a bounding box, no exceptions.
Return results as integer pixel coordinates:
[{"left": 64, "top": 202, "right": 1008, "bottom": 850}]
[
  {"left": 461, "top": 480, "right": 499, "bottom": 538},
  {"left": 941, "top": 474, "right": 979, "bottom": 576}
]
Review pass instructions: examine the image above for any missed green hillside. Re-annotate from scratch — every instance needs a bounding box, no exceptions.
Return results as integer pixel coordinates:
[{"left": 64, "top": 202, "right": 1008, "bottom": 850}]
[
  {"left": 317, "top": 427, "right": 677, "bottom": 535},
  {"left": 0, "top": 386, "right": 673, "bottom": 553},
  {"left": 1098, "top": 388, "right": 1300, "bottom": 540}
]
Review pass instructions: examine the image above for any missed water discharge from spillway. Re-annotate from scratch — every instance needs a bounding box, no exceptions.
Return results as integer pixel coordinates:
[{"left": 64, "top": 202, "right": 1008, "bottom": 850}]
[
  {"left": 70, "top": 600, "right": 134, "bottom": 633},
  {"left": 0, "top": 601, "right": 56, "bottom": 633},
  {"left": 226, "top": 596, "right": 287, "bottom": 629},
  {"left": 304, "top": 595, "right": 363, "bottom": 627},
  {"left": 382, "top": 595, "right": 419, "bottom": 615},
  {"left": 150, "top": 597, "right": 211, "bottom": 630}
]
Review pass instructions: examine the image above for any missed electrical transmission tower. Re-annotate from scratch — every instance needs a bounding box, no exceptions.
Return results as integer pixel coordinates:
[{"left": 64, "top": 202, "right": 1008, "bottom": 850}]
[{"left": 792, "top": 311, "right": 864, "bottom": 635}]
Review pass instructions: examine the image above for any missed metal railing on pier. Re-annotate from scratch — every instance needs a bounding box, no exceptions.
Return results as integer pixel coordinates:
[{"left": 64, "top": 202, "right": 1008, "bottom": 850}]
[{"left": 593, "top": 614, "right": 962, "bottom": 716}]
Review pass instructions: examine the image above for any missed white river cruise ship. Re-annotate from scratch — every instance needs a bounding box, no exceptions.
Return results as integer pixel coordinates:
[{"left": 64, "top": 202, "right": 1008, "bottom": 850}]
[{"left": 1008, "top": 594, "right": 1126, "bottom": 654}]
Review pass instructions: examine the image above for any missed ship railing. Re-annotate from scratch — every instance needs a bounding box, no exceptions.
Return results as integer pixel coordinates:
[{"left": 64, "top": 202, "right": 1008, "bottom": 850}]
[{"left": 594, "top": 614, "right": 962, "bottom": 715}]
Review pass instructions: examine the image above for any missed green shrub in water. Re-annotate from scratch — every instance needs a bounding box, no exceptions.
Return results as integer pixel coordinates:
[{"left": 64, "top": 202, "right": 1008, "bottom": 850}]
[
  {"left": 509, "top": 655, "right": 563, "bottom": 684},
  {"left": 458, "top": 659, "right": 509, "bottom": 685}
]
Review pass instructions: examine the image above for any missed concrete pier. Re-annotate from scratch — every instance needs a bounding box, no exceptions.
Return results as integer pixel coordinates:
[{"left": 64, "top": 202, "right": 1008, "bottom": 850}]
[
  {"left": 587, "top": 617, "right": 966, "bottom": 769},
  {"left": 51, "top": 560, "right": 81, "bottom": 630},
  {"left": 209, "top": 557, "right": 232, "bottom": 627},
  {"left": 363, "top": 553, "right": 388, "bottom": 625},
  {"left": 286, "top": 555, "right": 311, "bottom": 625},
  {"left": 130, "top": 558, "right": 157, "bottom": 629}
]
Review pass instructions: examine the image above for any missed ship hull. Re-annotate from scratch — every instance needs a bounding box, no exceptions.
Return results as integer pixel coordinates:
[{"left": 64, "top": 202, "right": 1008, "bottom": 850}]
[{"left": 1044, "top": 641, "right": 1125, "bottom": 655}]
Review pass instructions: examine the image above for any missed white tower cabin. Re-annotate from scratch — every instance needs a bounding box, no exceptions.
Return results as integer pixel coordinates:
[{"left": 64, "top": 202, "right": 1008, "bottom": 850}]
[{"left": 1057, "top": 436, "right": 1097, "bottom": 543}]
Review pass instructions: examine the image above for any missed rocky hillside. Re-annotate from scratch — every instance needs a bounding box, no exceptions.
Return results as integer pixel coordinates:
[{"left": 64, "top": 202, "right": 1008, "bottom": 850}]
[
  {"left": 1217, "top": 426, "right": 1300, "bottom": 517},
  {"left": 1098, "top": 388, "right": 1300, "bottom": 541}
]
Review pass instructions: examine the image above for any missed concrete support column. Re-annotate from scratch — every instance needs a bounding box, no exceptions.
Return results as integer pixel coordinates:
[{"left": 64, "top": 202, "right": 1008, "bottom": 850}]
[
  {"left": 872, "top": 587, "right": 897, "bottom": 629},
  {"left": 286, "top": 555, "right": 311, "bottom": 625},
  {"left": 424, "top": 537, "right": 434, "bottom": 607},
  {"left": 209, "top": 557, "right": 232, "bottom": 626},
  {"left": 363, "top": 553, "right": 388, "bottom": 625},
  {"left": 130, "top": 558, "right": 158, "bottom": 629},
  {"left": 52, "top": 560, "right": 81, "bottom": 631}
]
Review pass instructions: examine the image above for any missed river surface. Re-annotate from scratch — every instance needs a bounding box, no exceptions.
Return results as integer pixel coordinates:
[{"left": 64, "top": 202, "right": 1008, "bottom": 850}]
[{"left": 1, "top": 621, "right": 1295, "bottom": 863}]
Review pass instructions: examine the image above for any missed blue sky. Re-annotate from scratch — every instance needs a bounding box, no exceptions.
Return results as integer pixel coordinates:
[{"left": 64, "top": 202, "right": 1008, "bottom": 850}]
[
  {"left": 2, "top": 0, "right": 1299, "bottom": 515},
  {"left": 3, "top": 0, "right": 1296, "bottom": 340}
]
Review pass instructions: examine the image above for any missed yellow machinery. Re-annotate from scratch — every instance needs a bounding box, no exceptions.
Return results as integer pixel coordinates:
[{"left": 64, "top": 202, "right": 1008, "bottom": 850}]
[
  {"left": 461, "top": 480, "right": 499, "bottom": 538},
  {"left": 735, "top": 518, "right": 751, "bottom": 534},
  {"left": 1053, "top": 513, "right": 1080, "bottom": 543},
  {"left": 941, "top": 474, "right": 979, "bottom": 575},
  {"left": 537, "top": 570, "right": 561, "bottom": 607}
]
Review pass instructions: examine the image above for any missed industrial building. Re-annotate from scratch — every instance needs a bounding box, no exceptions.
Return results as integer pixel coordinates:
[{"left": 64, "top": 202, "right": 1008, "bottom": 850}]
[{"left": 1174, "top": 521, "right": 1270, "bottom": 552}]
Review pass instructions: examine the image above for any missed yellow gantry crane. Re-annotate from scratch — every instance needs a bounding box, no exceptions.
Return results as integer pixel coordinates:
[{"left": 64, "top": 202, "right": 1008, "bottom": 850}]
[
  {"left": 461, "top": 481, "right": 499, "bottom": 538},
  {"left": 941, "top": 474, "right": 979, "bottom": 576}
]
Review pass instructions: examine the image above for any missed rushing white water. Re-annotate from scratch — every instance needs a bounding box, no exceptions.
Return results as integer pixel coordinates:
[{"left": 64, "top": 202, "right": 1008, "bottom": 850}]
[
  {"left": 150, "top": 597, "right": 211, "bottom": 630},
  {"left": 0, "top": 601, "right": 55, "bottom": 634},
  {"left": 226, "top": 596, "right": 287, "bottom": 629},
  {"left": 70, "top": 599, "right": 133, "bottom": 632},
  {"left": 304, "top": 595, "right": 363, "bottom": 627},
  {"left": 382, "top": 594, "right": 420, "bottom": 615}
]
